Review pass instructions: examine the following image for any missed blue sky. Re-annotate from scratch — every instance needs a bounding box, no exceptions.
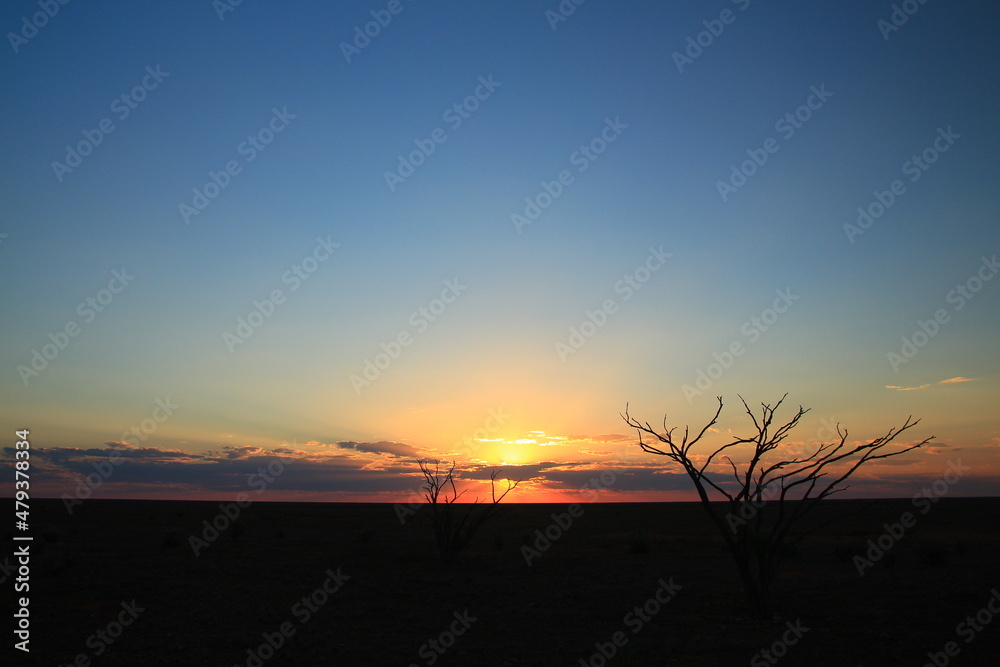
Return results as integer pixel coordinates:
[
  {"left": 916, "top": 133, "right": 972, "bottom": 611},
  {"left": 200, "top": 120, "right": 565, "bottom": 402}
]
[{"left": 2, "top": 0, "right": 998, "bottom": 502}]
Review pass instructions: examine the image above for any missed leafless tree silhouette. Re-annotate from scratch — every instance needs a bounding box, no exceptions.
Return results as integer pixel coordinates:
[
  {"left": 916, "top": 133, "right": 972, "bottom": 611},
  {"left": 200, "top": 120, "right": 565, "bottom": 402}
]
[
  {"left": 622, "top": 394, "right": 933, "bottom": 619},
  {"left": 418, "top": 460, "right": 520, "bottom": 563}
]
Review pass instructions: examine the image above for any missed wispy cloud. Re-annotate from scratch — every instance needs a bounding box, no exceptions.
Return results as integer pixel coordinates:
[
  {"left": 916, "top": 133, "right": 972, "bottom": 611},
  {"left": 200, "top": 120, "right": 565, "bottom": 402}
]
[{"left": 886, "top": 376, "right": 974, "bottom": 391}]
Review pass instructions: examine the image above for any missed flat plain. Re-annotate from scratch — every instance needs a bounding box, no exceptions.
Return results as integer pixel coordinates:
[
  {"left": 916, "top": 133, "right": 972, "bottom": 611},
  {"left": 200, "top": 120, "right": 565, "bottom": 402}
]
[{"left": 7, "top": 497, "right": 1000, "bottom": 666}]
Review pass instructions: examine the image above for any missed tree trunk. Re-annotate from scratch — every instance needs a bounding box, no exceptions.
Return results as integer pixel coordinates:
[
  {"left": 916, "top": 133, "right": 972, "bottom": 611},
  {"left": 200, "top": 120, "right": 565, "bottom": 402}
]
[{"left": 732, "top": 545, "right": 772, "bottom": 620}]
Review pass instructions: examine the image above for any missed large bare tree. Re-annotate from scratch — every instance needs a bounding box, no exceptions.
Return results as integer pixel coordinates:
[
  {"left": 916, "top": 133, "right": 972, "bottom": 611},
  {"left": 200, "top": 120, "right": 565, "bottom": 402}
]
[
  {"left": 622, "top": 394, "right": 933, "bottom": 619},
  {"left": 418, "top": 460, "right": 520, "bottom": 563}
]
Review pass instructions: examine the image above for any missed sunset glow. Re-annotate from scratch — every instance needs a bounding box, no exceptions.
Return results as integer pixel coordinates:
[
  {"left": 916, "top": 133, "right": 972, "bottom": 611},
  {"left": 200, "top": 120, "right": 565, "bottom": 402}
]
[{"left": 1, "top": 1, "right": 998, "bottom": 507}]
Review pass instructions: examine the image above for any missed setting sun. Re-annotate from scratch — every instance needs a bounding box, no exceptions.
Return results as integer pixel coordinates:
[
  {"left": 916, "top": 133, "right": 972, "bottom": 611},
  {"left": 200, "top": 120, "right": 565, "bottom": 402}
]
[{"left": 497, "top": 440, "right": 532, "bottom": 465}]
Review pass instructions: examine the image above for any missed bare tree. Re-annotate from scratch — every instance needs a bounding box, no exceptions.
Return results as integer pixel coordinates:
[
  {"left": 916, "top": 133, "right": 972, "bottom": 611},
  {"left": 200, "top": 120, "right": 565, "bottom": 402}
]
[
  {"left": 622, "top": 394, "right": 933, "bottom": 620},
  {"left": 418, "top": 460, "right": 520, "bottom": 563}
]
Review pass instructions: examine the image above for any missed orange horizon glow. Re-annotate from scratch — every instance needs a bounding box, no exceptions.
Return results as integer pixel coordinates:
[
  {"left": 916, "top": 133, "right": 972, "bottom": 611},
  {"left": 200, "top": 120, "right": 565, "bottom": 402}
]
[{"left": 18, "top": 423, "right": 1000, "bottom": 506}]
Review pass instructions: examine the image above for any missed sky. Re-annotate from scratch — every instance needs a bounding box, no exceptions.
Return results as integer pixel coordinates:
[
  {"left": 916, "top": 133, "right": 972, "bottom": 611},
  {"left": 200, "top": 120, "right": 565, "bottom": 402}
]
[{"left": 2, "top": 0, "right": 998, "bottom": 505}]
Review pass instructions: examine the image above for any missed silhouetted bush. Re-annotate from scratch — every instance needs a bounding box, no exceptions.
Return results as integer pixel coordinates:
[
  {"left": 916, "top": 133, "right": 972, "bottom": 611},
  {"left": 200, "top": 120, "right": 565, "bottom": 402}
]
[
  {"left": 417, "top": 460, "right": 519, "bottom": 563},
  {"left": 628, "top": 530, "right": 650, "bottom": 554}
]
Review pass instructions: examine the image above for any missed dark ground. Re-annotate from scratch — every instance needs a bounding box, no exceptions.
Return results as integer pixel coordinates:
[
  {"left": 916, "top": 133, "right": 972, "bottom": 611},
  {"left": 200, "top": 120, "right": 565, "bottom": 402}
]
[{"left": 4, "top": 497, "right": 999, "bottom": 666}]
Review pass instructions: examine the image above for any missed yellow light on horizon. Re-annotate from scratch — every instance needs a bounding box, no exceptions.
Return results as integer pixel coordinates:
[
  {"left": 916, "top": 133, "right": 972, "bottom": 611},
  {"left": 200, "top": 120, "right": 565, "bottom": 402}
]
[{"left": 498, "top": 442, "right": 530, "bottom": 464}]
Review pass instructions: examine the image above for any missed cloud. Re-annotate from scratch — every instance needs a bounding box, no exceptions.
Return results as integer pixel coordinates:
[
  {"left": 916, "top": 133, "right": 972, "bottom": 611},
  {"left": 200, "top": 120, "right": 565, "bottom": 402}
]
[
  {"left": 1, "top": 437, "right": 436, "bottom": 496},
  {"left": 220, "top": 445, "right": 268, "bottom": 459},
  {"left": 5, "top": 426, "right": 989, "bottom": 502},
  {"left": 920, "top": 440, "right": 955, "bottom": 456},
  {"left": 886, "top": 376, "right": 974, "bottom": 391},
  {"left": 589, "top": 433, "right": 631, "bottom": 442},
  {"left": 20, "top": 445, "right": 201, "bottom": 462},
  {"left": 334, "top": 440, "right": 421, "bottom": 458}
]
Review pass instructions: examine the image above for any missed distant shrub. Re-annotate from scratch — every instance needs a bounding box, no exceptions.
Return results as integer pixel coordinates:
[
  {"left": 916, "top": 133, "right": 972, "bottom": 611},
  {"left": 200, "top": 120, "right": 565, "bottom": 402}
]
[
  {"left": 628, "top": 530, "right": 650, "bottom": 554},
  {"left": 417, "top": 460, "right": 520, "bottom": 564},
  {"left": 231, "top": 520, "right": 246, "bottom": 542}
]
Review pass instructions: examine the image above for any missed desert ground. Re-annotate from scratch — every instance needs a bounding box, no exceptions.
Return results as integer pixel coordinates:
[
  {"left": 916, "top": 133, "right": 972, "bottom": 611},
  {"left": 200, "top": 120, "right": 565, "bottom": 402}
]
[{"left": 6, "top": 497, "right": 999, "bottom": 666}]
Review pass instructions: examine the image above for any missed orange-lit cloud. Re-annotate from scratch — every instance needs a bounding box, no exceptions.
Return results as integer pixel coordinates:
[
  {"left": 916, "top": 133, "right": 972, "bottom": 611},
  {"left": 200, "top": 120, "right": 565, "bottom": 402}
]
[{"left": 886, "top": 377, "right": 974, "bottom": 391}]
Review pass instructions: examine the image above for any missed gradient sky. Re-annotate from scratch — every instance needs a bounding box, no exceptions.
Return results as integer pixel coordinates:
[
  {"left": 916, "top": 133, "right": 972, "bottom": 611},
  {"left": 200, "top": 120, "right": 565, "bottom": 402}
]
[{"left": 2, "top": 1, "right": 998, "bottom": 504}]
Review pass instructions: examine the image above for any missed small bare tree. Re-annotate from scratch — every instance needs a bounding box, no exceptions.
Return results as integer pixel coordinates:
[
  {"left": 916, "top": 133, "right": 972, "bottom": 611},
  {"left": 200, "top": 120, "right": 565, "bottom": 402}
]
[
  {"left": 418, "top": 460, "right": 520, "bottom": 563},
  {"left": 622, "top": 394, "right": 933, "bottom": 620}
]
